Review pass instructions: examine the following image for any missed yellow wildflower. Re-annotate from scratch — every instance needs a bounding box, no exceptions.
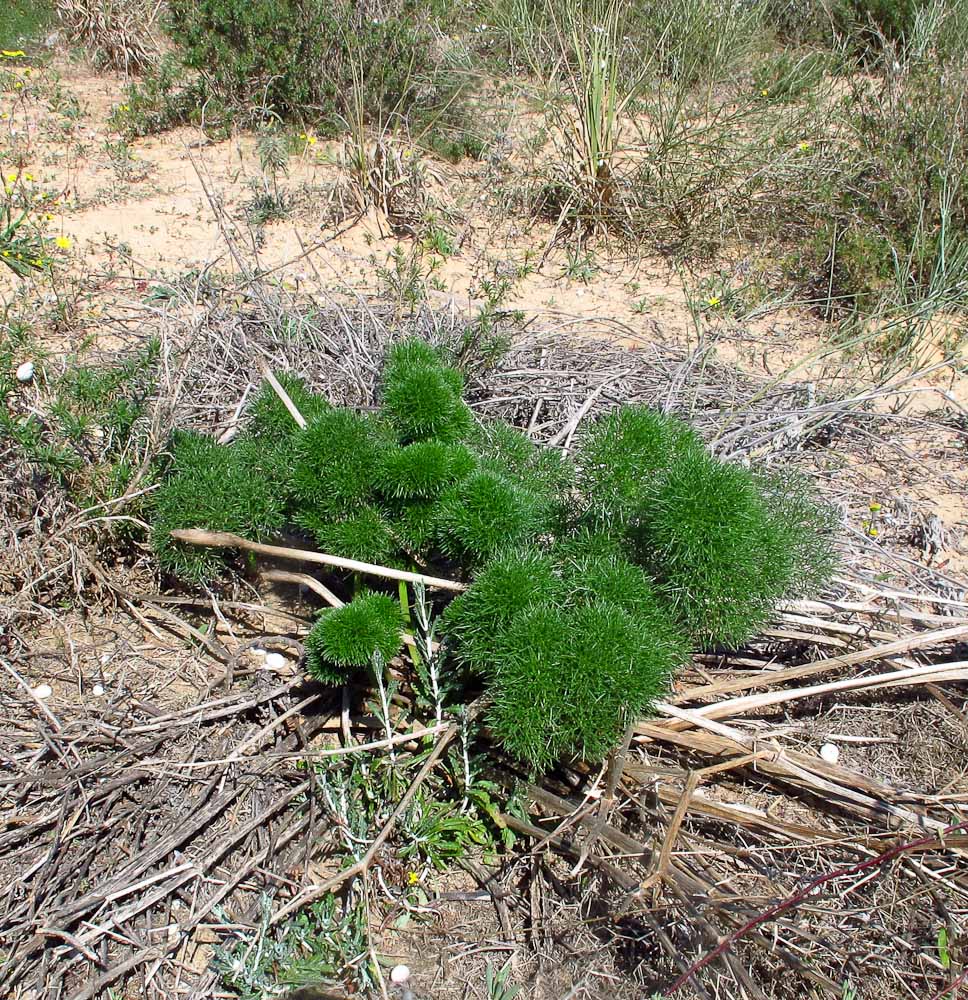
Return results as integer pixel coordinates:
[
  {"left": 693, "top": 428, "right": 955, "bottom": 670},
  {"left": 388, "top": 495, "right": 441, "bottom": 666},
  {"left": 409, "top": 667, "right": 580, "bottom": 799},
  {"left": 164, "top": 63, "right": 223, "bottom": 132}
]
[
  {"left": 6, "top": 173, "right": 15, "bottom": 182},
  {"left": 760, "top": 88, "right": 769, "bottom": 96},
  {"left": 798, "top": 141, "right": 810, "bottom": 151},
  {"left": 869, "top": 502, "right": 881, "bottom": 513},
  {"left": 1, "top": 50, "right": 26, "bottom": 58},
  {"left": 706, "top": 295, "right": 721, "bottom": 307},
  {"left": 55, "top": 236, "right": 72, "bottom": 250},
  {"left": 23, "top": 172, "right": 33, "bottom": 181},
  {"left": 407, "top": 871, "right": 420, "bottom": 885}
]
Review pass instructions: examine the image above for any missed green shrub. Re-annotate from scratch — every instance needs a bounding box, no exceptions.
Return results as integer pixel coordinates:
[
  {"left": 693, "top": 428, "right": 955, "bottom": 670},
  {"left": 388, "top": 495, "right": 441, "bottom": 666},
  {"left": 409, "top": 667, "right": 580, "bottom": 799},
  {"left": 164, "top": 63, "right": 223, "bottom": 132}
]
[
  {"left": 165, "top": 0, "right": 465, "bottom": 133},
  {"left": 486, "top": 599, "right": 681, "bottom": 770},
  {"left": 151, "top": 432, "right": 287, "bottom": 583},
  {"left": 150, "top": 337, "right": 837, "bottom": 771},
  {"left": 436, "top": 470, "right": 547, "bottom": 565},
  {"left": 633, "top": 452, "right": 804, "bottom": 647},
  {"left": 290, "top": 409, "right": 390, "bottom": 516},
  {"left": 575, "top": 406, "right": 703, "bottom": 529},
  {"left": 832, "top": 0, "right": 929, "bottom": 48},
  {"left": 306, "top": 591, "right": 404, "bottom": 682}
]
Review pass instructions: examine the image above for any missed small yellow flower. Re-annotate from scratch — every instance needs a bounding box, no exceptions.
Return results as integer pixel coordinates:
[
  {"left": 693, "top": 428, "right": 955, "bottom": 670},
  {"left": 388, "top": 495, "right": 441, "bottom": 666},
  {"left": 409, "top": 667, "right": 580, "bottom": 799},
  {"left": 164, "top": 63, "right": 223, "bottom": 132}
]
[
  {"left": 14, "top": 82, "right": 23, "bottom": 89},
  {"left": 120, "top": 104, "right": 130, "bottom": 111},
  {"left": 407, "top": 871, "right": 420, "bottom": 885},
  {"left": 0, "top": 112, "right": 8, "bottom": 119},
  {"left": 23, "top": 172, "right": 34, "bottom": 182},
  {"left": 706, "top": 295, "right": 721, "bottom": 307},
  {"left": 6, "top": 173, "right": 15, "bottom": 182},
  {"left": 869, "top": 502, "right": 881, "bottom": 513},
  {"left": 45, "top": 212, "right": 54, "bottom": 220},
  {"left": 1, "top": 50, "right": 26, "bottom": 58},
  {"left": 55, "top": 236, "right": 72, "bottom": 249},
  {"left": 869, "top": 526, "right": 879, "bottom": 537},
  {"left": 798, "top": 141, "right": 810, "bottom": 151},
  {"left": 760, "top": 88, "right": 769, "bottom": 97}
]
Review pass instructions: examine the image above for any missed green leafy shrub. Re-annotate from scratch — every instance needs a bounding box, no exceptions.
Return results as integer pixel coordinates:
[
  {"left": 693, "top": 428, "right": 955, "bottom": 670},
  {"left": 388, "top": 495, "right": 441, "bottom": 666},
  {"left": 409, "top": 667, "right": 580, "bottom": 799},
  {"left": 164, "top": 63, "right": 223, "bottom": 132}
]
[
  {"left": 151, "top": 432, "right": 287, "bottom": 583},
  {"left": 164, "top": 0, "right": 466, "bottom": 133},
  {"left": 633, "top": 452, "right": 816, "bottom": 647},
  {"left": 150, "top": 337, "right": 837, "bottom": 771},
  {"left": 306, "top": 591, "right": 404, "bottom": 682},
  {"left": 574, "top": 405, "right": 703, "bottom": 529}
]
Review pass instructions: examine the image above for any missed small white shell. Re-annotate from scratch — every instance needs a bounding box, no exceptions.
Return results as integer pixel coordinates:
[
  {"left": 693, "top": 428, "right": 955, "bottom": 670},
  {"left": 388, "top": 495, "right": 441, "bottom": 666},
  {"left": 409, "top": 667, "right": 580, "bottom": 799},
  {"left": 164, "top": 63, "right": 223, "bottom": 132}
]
[
  {"left": 16, "top": 361, "right": 35, "bottom": 383},
  {"left": 92, "top": 683, "right": 105, "bottom": 697},
  {"left": 819, "top": 743, "right": 840, "bottom": 764},
  {"left": 390, "top": 965, "right": 411, "bottom": 985},
  {"left": 264, "top": 652, "right": 287, "bottom": 670},
  {"left": 32, "top": 683, "right": 53, "bottom": 699}
]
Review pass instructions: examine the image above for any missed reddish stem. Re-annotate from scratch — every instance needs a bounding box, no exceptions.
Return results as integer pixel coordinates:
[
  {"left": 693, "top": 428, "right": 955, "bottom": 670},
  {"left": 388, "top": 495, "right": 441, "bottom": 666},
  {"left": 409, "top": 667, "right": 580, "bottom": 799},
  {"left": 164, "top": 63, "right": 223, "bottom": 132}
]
[
  {"left": 663, "top": 820, "right": 968, "bottom": 995},
  {"left": 927, "top": 970, "right": 968, "bottom": 1000}
]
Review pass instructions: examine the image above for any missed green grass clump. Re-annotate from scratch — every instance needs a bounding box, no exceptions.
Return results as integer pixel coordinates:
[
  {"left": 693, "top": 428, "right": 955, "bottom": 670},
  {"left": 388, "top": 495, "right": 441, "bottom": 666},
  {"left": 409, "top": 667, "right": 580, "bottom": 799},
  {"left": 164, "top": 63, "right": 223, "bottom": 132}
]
[
  {"left": 296, "top": 505, "right": 400, "bottom": 567},
  {"left": 290, "top": 409, "right": 389, "bottom": 516},
  {"left": 376, "top": 441, "right": 476, "bottom": 499},
  {"left": 149, "top": 335, "right": 837, "bottom": 774},
  {"left": 486, "top": 600, "right": 679, "bottom": 771},
  {"left": 382, "top": 355, "right": 472, "bottom": 443},
  {"left": 245, "top": 374, "right": 331, "bottom": 445},
  {"left": 151, "top": 432, "right": 287, "bottom": 583},
  {"left": 443, "top": 548, "right": 565, "bottom": 671},
  {"left": 305, "top": 591, "right": 404, "bottom": 682}
]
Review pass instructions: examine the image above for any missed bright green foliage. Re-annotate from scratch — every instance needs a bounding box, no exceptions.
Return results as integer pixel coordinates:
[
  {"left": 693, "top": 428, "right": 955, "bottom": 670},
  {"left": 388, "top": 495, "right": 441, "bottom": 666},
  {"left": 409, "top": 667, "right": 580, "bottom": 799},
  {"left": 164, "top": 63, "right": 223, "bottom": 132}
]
[
  {"left": 436, "top": 470, "right": 546, "bottom": 565},
  {"left": 376, "top": 441, "right": 476, "bottom": 499},
  {"left": 290, "top": 409, "right": 389, "bottom": 516},
  {"left": 245, "top": 374, "right": 330, "bottom": 445},
  {"left": 635, "top": 452, "right": 795, "bottom": 648},
  {"left": 382, "top": 357, "right": 472, "bottom": 443},
  {"left": 443, "top": 549, "right": 565, "bottom": 671},
  {"left": 575, "top": 406, "right": 703, "bottom": 528},
  {"left": 486, "top": 600, "right": 679, "bottom": 770},
  {"left": 151, "top": 431, "right": 287, "bottom": 583},
  {"left": 150, "top": 337, "right": 837, "bottom": 773},
  {"left": 305, "top": 591, "right": 404, "bottom": 682},
  {"left": 297, "top": 505, "right": 400, "bottom": 567}
]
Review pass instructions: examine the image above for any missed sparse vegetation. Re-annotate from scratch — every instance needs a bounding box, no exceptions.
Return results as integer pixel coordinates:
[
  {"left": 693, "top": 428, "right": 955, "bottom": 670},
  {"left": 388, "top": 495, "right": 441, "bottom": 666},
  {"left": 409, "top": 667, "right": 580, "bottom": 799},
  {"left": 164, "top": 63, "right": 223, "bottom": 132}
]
[{"left": 4, "top": 4, "right": 968, "bottom": 1000}]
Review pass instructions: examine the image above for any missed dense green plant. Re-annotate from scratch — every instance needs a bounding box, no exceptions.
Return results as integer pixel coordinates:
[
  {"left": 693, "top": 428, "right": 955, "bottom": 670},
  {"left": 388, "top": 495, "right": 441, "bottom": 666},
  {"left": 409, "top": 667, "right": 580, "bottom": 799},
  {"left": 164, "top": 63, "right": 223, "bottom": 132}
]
[
  {"left": 164, "top": 0, "right": 466, "bottom": 135},
  {"left": 305, "top": 591, "right": 404, "bottom": 682},
  {"left": 151, "top": 337, "right": 837, "bottom": 771},
  {"left": 151, "top": 431, "right": 288, "bottom": 583}
]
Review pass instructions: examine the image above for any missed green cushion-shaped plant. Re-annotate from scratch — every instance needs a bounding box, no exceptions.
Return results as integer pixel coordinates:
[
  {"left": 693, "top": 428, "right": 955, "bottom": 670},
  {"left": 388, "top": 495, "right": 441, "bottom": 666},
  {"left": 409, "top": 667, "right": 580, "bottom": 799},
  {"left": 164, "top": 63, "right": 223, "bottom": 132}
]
[
  {"left": 244, "top": 374, "right": 330, "bottom": 445},
  {"left": 575, "top": 406, "right": 703, "bottom": 529},
  {"left": 635, "top": 451, "right": 796, "bottom": 648},
  {"left": 487, "top": 599, "right": 681, "bottom": 771},
  {"left": 305, "top": 591, "right": 404, "bottom": 683},
  {"left": 443, "top": 548, "right": 565, "bottom": 672},
  {"left": 382, "top": 362, "right": 473, "bottom": 443},
  {"left": 150, "top": 431, "right": 287, "bottom": 583},
  {"left": 290, "top": 409, "right": 389, "bottom": 516},
  {"left": 376, "top": 441, "right": 476, "bottom": 500},
  {"left": 296, "top": 505, "right": 401, "bottom": 566},
  {"left": 436, "top": 469, "right": 546, "bottom": 565}
]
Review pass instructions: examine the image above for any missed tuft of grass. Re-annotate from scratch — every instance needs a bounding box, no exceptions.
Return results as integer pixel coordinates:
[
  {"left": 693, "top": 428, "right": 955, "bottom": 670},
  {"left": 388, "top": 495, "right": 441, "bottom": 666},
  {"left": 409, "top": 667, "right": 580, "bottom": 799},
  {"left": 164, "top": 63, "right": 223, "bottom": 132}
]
[
  {"left": 376, "top": 440, "right": 477, "bottom": 500},
  {"left": 290, "top": 409, "right": 390, "bottom": 516},
  {"left": 436, "top": 469, "right": 546, "bottom": 566},
  {"left": 305, "top": 591, "right": 404, "bottom": 680},
  {"left": 443, "top": 548, "right": 565, "bottom": 672}
]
